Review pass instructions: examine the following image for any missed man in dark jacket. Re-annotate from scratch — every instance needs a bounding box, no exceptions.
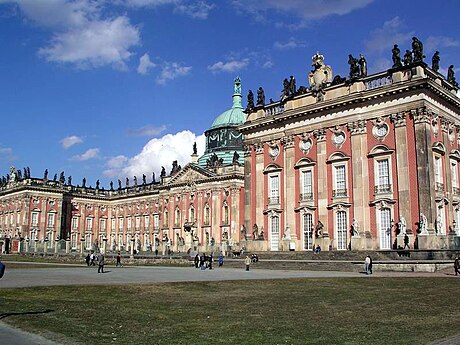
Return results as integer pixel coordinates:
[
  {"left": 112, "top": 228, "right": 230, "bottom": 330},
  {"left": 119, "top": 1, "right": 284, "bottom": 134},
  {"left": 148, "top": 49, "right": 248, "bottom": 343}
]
[{"left": 98, "top": 254, "right": 105, "bottom": 273}]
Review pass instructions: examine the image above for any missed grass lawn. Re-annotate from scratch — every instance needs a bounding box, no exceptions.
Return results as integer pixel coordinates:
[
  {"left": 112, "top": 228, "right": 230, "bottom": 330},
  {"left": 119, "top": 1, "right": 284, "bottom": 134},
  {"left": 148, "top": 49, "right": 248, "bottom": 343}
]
[{"left": 1, "top": 277, "right": 459, "bottom": 345}]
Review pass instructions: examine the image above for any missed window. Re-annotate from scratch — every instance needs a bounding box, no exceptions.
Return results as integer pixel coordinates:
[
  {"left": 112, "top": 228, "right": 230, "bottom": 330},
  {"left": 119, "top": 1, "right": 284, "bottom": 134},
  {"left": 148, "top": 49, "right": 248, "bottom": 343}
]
[
  {"left": 135, "top": 216, "right": 141, "bottom": 230},
  {"left": 434, "top": 156, "right": 443, "bottom": 190},
  {"left": 85, "top": 233, "right": 92, "bottom": 250},
  {"left": 144, "top": 215, "right": 150, "bottom": 229},
  {"left": 164, "top": 210, "right": 169, "bottom": 227},
  {"left": 378, "top": 208, "right": 391, "bottom": 249},
  {"left": 270, "top": 215, "right": 280, "bottom": 251},
  {"left": 375, "top": 158, "right": 391, "bottom": 194},
  {"left": 189, "top": 206, "right": 195, "bottom": 222},
  {"left": 118, "top": 218, "right": 124, "bottom": 231},
  {"left": 436, "top": 205, "right": 446, "bottom": 235},
  {"left": 223, "top": 205, "right": 229, "bottom": 225},
  {"left": 334, "top": 165, "right": 347, "bottom": 197},
  {"left": 300, "top": 170, "right": 313, "bottom": 201},
  {"left": 127, "top": 217, "right": 132, "bottom": 230},
  {"left": 47, "top": 213, "right": 55, "bottom": 228},
  {"left": 72, "top": 217, "right": 78, "bottom": 230},
  {"left": 455, "top": 208, "right": 460, "bottom": 235},
  {"left": 31, "top": 212, "right": 39, "bottom": 227},
  {"left": 154, "top": 215, "right": 160, "bottom": 229},
  {"left": 303, "top": 213, "right": 314, "bottom": 250},
  {"left": 16, "top": 212, "right": 20, "bottom": 225},
  {"left": 175, "top": 208, "right": 180, "bottom": 227},
  {"left": 269, "top": 175, "right": 280, "bottom": 204},
  {"left": 85, "top": 218, "right": 93, "bottom": 231},
  {"left": 71, "top": 232, "right": 77, "bottom": 249},
  {"left": 100, "top": 219, "right": 106, "bottom": 232},
  {"left": 204, "top": 206, "right": 210, "bottom": 225},
  {"left": 336, "top": 211, "right": 347, "bottom": 250},
  {"left": 111, "top": 218, "right": 116, "bottom": 231},
  {"left": 451, "top": 160, "right": 459, "bottom": 194}
]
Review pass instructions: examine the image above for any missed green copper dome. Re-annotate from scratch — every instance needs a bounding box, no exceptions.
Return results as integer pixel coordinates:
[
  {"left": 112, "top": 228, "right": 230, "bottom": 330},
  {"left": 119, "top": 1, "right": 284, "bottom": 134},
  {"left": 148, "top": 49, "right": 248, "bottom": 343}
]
[
  {"left": 198, "top": 77, "right": 245, "bottom": 168},
  {"left": 210, "top": 76, "right": 246, "bottom": 129}
]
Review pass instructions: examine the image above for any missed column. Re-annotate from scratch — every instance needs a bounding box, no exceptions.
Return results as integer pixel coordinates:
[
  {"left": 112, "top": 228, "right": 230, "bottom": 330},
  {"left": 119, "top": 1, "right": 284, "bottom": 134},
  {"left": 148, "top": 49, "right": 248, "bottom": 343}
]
[
  {"left": 314, "top": 129, "right": 328, "bottom": 235},
  {"left": 390, "top": 112, "right": 412, "bottom": 230},
  {"left": 243, "top": 144, "right": 253, "bottom": 231},
  {"left": 282, "top": 135, "right": 297, "bottom": 245},
  {"left": 441, "top": 117, "right": 453, "bottom": 228},
  {"left": 347, "top": 120, "right": 371, "bottom": 235},
  {"left": 412, "top": 107, "right": 436, "bottom": 231},
  {"left": 255, "top": 142, "right": 265, "bottom": 230}
]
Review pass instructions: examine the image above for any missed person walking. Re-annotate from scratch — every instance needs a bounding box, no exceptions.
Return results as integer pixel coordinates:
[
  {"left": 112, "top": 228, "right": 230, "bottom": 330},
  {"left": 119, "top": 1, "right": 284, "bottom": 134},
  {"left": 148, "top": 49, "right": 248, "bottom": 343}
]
[
  {"left": 90, "top": 252, "right": 96, "bottom": 266},
  {"left": 194, "top": 253, "right": 199, "bottom": 268},
  {"left": 364, "top": 255, "right": 371, "bottom": 275},
  {"left": 218, "top": 253, "right": 224, "bottom": 267},
  {"left": 85, "top": 253, "right": 90, "bottom": 266},
  {"left": 116, "top": 252, "right": 123, "bottom": 267},
  {"left": 244, "top": 255, "right": 251, "bottom": 271},
  {"left": 454, "top": 255, "right": 460, "bottom": 276},
  {"left": 98, "top": 253, "right": 105, "bottom": 273}
]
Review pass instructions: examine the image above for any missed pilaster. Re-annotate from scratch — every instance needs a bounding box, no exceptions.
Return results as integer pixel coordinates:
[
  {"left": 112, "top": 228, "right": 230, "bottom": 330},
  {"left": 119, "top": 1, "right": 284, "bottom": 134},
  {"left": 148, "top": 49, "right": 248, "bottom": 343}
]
[
  {"left": 281, "top": 135, "right": 297, "bottom": 243},
  {"left": 244, "top": 144, "right": 252, "bottom": 232},
  {"left": 347, "top": 120, "right": 370, "bottom": 235},
  {"left": 313, "top": 129, "right": 328, "bottom": 236},
  {"left": 255, "top": 142, "right": 265, "bottom": 231}
]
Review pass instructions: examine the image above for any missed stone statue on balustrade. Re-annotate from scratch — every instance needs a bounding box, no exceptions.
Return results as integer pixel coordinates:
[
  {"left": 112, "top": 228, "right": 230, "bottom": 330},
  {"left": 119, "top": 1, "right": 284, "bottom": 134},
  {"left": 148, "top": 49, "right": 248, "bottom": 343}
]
[
  {"left": 125, "top": 177, "right": 129, "bottom": 188},
  {"left": 256, "top": 87, "right": 265, "bottom": 106},
  {"left": 358, "top": 54, "right": 367, "bottom": 78},
  {"left": 96, "top": 179, "right": 100, "bottom": 189},
  {"left": 193, "top": 142, "right": 197, "bottom": 155},
  {"left": 117, "top": 179, "right": 122, "bottom": 190},
  {"left": 403, "top": 50, "right": 412, "bottom": 66},
  {"left": 232, "top": 151, "right": 240, "bottom": 165},
  {"left": 44, "top": 169, "right": 48, "bottom": 180},
  {"left": 142, "top": 174, "right": 146, "bottom": 185},
  {"left": 411, "top": 37, "right": 425, "bottom": 63},
  {"left": 246, "top": 90, "right": 254, "bottom": 111},
  {"left": 397, "top": 217, "right": 407, "bottom": 235},
  {"left": 110, "top": 181, "right": 114, "bottom": 190},
  {"left": 418, "top": 213, "right": 428, "bottom": 234},
  {"left": 315, "top": 221, "right": 324, "bottom": 237},
  {"left": 392, "top": 44, "right": 402, "bottom": 68},
  {"left": 67, "top": 176, "right": 72, "bottom": 186},
  {"left": 348, "top": 54, "right": 360, "bottom": 80},
  {"left": 160, "top": 166, "right": 166, "bottom": 177},
  {"left": 432, "top": 51, "right": 440, "bottom": 72},
  {"left": 447, "top": 65, "right": 458, "bottom": 87},
  {"left": 82, "top": 177, "right": 86, "bottom": 188},
  {"left": 133, "top": 176, "right": 137, "bottom": 186},
  {"left": 351, "top": 219, "right": 359, "bottom": 236},
  {"left": 289, "top": 76, "right": 296, "bottom": 96}
]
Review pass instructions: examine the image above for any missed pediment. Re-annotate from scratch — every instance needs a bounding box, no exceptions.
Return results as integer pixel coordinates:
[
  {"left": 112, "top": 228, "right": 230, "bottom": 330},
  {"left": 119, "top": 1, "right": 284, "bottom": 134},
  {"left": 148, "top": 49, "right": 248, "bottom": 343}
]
[{"left": 166, "top": 164, "right": 215, "bottom": 185}]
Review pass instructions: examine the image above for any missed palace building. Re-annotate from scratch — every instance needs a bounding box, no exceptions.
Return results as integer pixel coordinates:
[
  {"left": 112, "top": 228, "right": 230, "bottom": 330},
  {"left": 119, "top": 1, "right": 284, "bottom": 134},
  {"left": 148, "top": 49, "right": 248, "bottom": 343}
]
[{"left": 1, "top": 42, "right": 460, "bottom": 254}]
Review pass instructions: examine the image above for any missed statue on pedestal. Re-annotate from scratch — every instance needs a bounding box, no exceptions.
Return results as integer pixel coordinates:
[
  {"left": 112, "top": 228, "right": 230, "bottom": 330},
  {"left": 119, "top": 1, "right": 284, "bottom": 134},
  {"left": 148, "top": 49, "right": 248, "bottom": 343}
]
[
  {"left": 44, "top": 169, "right": 48, "bottom": 180},
  {"left": 351, "top": 219, "right": 359, "bottom": 236},
  {"left": 419, "top": 213, "right": 428, "bottom": 234},
  {"left": 193, "top": 142, "right": 197, "bottom": 155},
  {"left": 246, "top": 90, "right": 254, "bottom": 111},
  {"left": 392, "top": 44, "right": 402, "bottom": 68},
  {"left": 160, "top": 166, "right": 166, "bottom": 177},
  {"left": 447, "top": 65, "right": 458, "bottom": 87},
  {"left": 256, "top": 87, "right": 265, "bottom": 106},
  {"left": 403, "top": 49, "right": 413, "bottom": 66},
  {"left": 348, "top": 54, "right": 360, "bottom": 79},
  {"left": 412, "top": 36, "right": 425, "bottom": 62},
  {"left": 142, "top": 174, "right": 146, "bottom": 185},
  {"left": 358, "top": 54, "right": 367, "bottom": 78},
  {"left": 431, "top": 51, "right": 440, "bottom": 72}
]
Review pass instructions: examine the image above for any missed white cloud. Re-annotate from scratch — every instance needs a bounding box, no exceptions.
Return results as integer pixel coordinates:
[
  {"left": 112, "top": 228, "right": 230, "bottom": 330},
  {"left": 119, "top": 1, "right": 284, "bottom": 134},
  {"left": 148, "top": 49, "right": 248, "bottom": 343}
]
[
  {"left": 137, "top": 53, "right": 157, "bottom": 74},
  {"left": 127, "top": 124, "right": 167, "bottom": 136},
  {"left": 173, "top": 1, "right": 215, "bottom": 19},
  {"left": 364, "top": 16, "right": 414, "bottom": 54},
  {"left": 425, "top": 36, "right": 460, "bottom": 53},
  {"left": 7, "top": 0, "right": 141, "bottom": 69},
  {"left": 39, "top": 16, "right": 140, "bottom": 69},
  {"left": 71, "top": 148, "right": 100, "bottom": 161},
  {"left": 0, "top": 147, "right": 14, "bottom": 162},
  {"left": 122, "top": 0, "right": 177, "bottom": 7},
  {"left": 103, "top": 130, "right": 205, "bottom": 178},
  {"left": 208, "top": 59, "right": 249, "bottom": 74},
  {"left": 60, "top": 135, "right": 83, "bottom": 149},
  {"left": 156, "top": 62, "right": 192, "bottom": 84},
  {"left": 273, "top": 37, "right": 307, "bottom": 50},
  {"left": 232, "top": 0, "right": 373, "bottom": 25}
]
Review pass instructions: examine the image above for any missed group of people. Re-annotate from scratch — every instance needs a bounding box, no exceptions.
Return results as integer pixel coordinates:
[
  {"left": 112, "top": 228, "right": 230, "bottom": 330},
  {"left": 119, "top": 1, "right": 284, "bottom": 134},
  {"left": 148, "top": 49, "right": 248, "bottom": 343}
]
[
  {"left": 194, "top": 253, "right": 224, "bottom": 270},
  {"left": 85, "top": 251, "right": 117, "bottom": 273}
]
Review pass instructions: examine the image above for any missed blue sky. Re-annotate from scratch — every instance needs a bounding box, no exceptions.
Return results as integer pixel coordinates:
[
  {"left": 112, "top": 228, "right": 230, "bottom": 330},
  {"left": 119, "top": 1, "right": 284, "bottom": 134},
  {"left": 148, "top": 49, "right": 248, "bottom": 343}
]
[{"left": 0, "top": 0, "right": 459, "bottom": 188}]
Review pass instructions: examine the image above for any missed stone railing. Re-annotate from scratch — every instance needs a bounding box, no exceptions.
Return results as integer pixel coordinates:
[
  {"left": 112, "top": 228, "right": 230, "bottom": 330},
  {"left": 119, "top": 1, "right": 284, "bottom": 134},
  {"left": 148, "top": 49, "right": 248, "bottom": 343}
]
[
  {"left": 268, "top": 196, "right": 280, "bottom": 205},
  {"left": 332, "top": 189, "right": 347, "bottom": 198},
  {"left": 374, "top": 184, "right": 392, "bottom": 194},
  {"left": 264, "top": 103, "right": 284, "bottom": 117},
  {"left": 299, "top": 192, "right": 313, "bottom": 201},
  {"left": 363, "top": 71, "right": 392, "bottom": 91}
]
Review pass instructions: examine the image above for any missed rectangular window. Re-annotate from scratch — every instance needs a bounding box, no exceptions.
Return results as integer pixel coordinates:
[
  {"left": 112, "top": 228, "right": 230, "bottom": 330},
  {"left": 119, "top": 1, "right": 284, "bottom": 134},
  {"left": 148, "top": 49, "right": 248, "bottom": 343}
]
[
  {"left": 301, "top": 170, "right": 313, "bottom": 201},
  {"left": 135, "top": 216, "right": 141, "bottom": 229},
  {"left": 434, "top": 156, "right": 443, "bottom": 183},
  {"left": 16, "top": 212, "right": 20, "bottom": 225},
  {"left": 336, "top": 211, "right": 347, "bottom": 250},
  {"left": 127, "top": 217, "right": 132, "bottom": 230},
  {"left": 119, "top": 218, "right": 124, "bottom": 230},
  {"left": 47, "top": 213, "right": 55, "bottom": 228},
  {"left": 269, "top": 175, "right": 280, "bottom": 204},
  {"left": 377, "top": 159, "right": 390, "bottom": 186},
  {"left": 144, "top": 216, "right": 150, "bottom": 229},
  {"left": 100, "top": 219, "right": 106, "bottom": 232},
  {"left": 379, "top": 208, "right": 391, "bottom": 250},
  {"left": 204, "top": 207, "right": 210, "bottom": 225},
  {"left": 154, "top": 215, "right": 160, "bottom": 229},
  {"left": 303, "top": 213, "right": 313, "bottom": 250},
  {"left": 451, "top": 160, "right": 458, "bottom": 190},
  {"left": 86, "top": 218, "right": 93, "bottom": 231},
  {"left": 72, "top": 217, "right": 78, "bottom": 230},
  {"left": 31, "top": 212, "right": 39, "bottom": 227},
  {"left": 111, "top": 218, "right": 116, "bottom": 231},
  {"left": 334, "top": 165, "right": 347, "bottom": 197}
]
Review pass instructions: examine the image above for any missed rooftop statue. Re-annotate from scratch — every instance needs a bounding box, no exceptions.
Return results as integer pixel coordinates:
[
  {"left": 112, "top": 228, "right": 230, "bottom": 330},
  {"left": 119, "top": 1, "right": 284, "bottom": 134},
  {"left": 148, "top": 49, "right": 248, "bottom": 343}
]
[
  {"left": 170, "top": 160, "right": 181, "bottom": 175},
  {"left": 117, "top": 179, "right": 122, "bottom": 190},
  {"left": 193, "top": 142, "right": 197, "bottom": 155},
  {"left": 256, "top": 87, "right": 265, "bottom": 106},
  {"left": 447, "top": 65, "right": 458, "bottom": 87},
  {"left": 432, "top": 51, "right": 440, "bottom": 72},
  {"left": 160, "top": 166, "right": 166, "bottom": 177},
  {"left": 82, "top": 177, "right": 86, "bottom": 188},
  {"left": 348, "top": 54, "right": 360, "bottom": 80},
  {"left": 126, "top": 177, "right": 129, "bottom": 187},
  {"left": 206, "top": 153, "right": 223, "bottom": 168},
  {"left": 403, "top": 49, "right": 413, "bottom": 66},
  {"left": 358, "top": 54, "right": 367, "bottom": 78},
  {"left": 68, "top": 176, "right": 72, "bottom": 185},
  {"left": 142, "top": 174, "right": 146, "bottom": 185},
  {"left": 232, "top": 151, "right": 240, "bottom": 164},
  {"left": 59, "top": 171, "right": 65, "bottom": 184},
  {"left": 110, "top": 181, "right": 114, "bottom": 190},
  {"left": 44, "top": 169, "right": 48, "bottom": 180},
  {"left": 53, "top": 173, "right": 57, "bottom": 181},
  {"left": 281, "top": 78, "right": 290, "bottom": 100},
  {"left": 392, "top": 44, "right": 402, "bottom": 68},
  {"left": 412, "top": 36, "right": 425, "bottom": 63},
  {"left": 96, "top": 179, "right": 100, "bottom": 189},
  {"left": 246, "top": 90, "right": 254, "bottom": 111},
  {"left": 289, "top": 75, "right": 296, "bottom": 95},
  {"left": 133, "top": 176, "right": 137, "bottom": 186},
  {"left": 152, "top": 171, "right": 156, "bottom": 182}
]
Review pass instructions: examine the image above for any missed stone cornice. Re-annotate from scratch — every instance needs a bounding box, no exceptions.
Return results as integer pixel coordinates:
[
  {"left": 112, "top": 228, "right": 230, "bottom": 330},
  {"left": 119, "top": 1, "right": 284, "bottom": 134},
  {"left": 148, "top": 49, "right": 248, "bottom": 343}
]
[{"left": 346, "top": 120, "right": 367, "bottom": 135}]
